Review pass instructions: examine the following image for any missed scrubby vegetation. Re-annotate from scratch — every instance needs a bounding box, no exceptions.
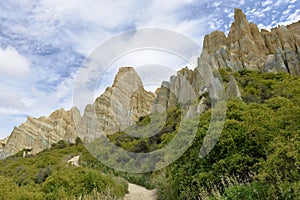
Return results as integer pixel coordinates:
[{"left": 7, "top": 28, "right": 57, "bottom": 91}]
[
  {"left": 0, "top": 141, "right": 128, "bottom": 200},
  {"left": 106, "top": 70, "right": 300, "bottom": 199},
  {"left": 1, "top": 70, "right": 299, "bottom": 199},
  {"left": 153, "top": 70, "right": 300, "bottom": 199}
]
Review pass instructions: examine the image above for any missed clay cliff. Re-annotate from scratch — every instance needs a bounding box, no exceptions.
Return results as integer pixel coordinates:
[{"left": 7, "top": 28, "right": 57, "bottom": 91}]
[
  {"left": 77, "top": 67, "right": 155, "bottom": 141},
  {"left": 202, "top": 8, "right": 300, "bottom": 74},
  {"left": 0, "top": 67, "right": 155, "bottom": 157},
  {"left": 287, "top": 21, "right": 300, "bottom": 35},
  {"left": 0, "top": 108, "right": 80, "bottom": 158},
  {"left": 156, "top": 8, "right": 300, "bottom": 108}
]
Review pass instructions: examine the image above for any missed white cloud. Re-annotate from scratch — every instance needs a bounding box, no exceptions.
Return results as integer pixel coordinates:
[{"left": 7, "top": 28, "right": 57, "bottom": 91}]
[
  {"left": 12, "top": 0, "right": 206, "bottom": 56},
  {"left": 262, "top": 0, "right": 273, "bottom": 7},
  {"left": 262, "top": 6, "right": 272, "bottom": 12},
  {"left": 0, "top": 46, "right": 30, "bottom": 76},
  {"left": 239, "top": 0, "right": 245, "bottom": 5},
  {"left": 212, "top": 2, "right": 221, "bottom": 7},
  {"left": 287, "top": 9, "right": 300, "bottom": 22},
  {"left": 283, "top": 9, "right": 291, "bottom": 15},
  {"left": 273, "top": 0, "right": 285, "bottom": 6},
  {"left": 0, "top": 90, "right": 24, "bottom": 109},
  {"left": 288, "top": 4, "right": 295, "bottom": 9}
]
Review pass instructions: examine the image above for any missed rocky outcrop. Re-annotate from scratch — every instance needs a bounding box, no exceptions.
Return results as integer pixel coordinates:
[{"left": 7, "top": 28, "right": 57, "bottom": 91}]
[
  {"left": 227, "top": 75, "right": 242, "bottom": 99},
  {"left": 202, "top": 8, "right": 300, "bottom": 75},
  {"left": 0, "top": 67, "right": 155, "bottom": 157},
  {"left": 287, "top": 21, "right": 300, "bottom": 35},
  {"left": 0, "top": 107, "right": 80, "bottom": 158},
  {"left": 156, "top": 9, "right": 300, "bottom": 108},
  {"left": 77, "top": 67, "right": 155, "bottom": 140},
  {"left": 68, "top": 155, "right": 80, "bottom": 166},
  {"left": 155, "top": 67, "right": 204, "bottom": 110}
]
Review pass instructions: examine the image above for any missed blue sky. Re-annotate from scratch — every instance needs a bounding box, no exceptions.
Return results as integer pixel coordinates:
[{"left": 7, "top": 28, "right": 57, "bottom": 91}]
[{"left": 0, "top": 0, "right": 299, "bottom": 138}]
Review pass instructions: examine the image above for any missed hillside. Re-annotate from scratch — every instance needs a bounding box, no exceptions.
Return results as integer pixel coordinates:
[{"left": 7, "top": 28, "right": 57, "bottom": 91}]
[
  {"left": 0, "top": 8, "right": 299, "bottom": 200},
  {"left": 150, "top": 70, "right": 300, "bottom": 199},
  {"left": 0, "top": 139, "right": 128, "bottom": 199},
  {"left": 1, "top": 69, "right": 299, "bottom": 199}
]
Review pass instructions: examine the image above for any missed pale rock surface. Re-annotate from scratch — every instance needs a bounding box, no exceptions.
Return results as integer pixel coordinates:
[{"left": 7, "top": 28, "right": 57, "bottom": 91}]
[
  {"left": 68, "top": 155, "right": 80, "bottom": 167},
  {"left": 201, "top": 8, "right": 300, "bottom": 75},
  {"left": 0, "top": 107, "right": 80, "bottom": 158},
  {"left": 0, "top": 67, "right": 155, "bottom": 157},
  {"left": 156, "top": 9, "right": 300, "bottom": 107},
  {"left": 77, "top": 67, "right": 155, "bottom": 140}
]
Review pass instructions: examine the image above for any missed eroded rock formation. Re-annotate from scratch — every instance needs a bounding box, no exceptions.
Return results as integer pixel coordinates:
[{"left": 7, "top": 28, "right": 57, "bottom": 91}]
[
  {"left": 0, "top": 67, "right": 155, "bottom": 156},
  {"left": 77, "top": 67, "right": 155, "bottom": 141},
  {"left": 202, "top": 8, "right": 300, "bottom": 75},
  {"left": 156, "top": 8, "right": 300, "bottom": 108},
  {"left": 0, "top": 108, "right": 80, "bottom": 158}
]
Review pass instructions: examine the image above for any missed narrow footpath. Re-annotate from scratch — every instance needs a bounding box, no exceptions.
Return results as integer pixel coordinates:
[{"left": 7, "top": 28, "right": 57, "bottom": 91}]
[{"left": 124, "top": 183, "right": 157, "bottom": 200}]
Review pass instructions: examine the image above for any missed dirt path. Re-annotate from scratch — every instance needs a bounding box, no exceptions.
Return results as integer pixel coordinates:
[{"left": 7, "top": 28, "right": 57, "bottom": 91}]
[{"left": 124, "top": 183, "right": 157, "bottom": 200}]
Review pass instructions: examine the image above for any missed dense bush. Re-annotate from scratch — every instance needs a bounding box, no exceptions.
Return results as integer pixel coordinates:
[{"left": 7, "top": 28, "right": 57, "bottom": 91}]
[
  {"left": 34, "top": 167, "right": 51, "bottom": 184},
  {"left": 222, "top": 182, "right": 269, "bottom": 200},
  {"left": 0, "top": 141, "right": 128, "bottom": 200},
  {"left": 1, "top": 70, "right": 299, "bottom": 199},
  {"left": 151, "top": 70, "right": 300, "bottom": 199}
]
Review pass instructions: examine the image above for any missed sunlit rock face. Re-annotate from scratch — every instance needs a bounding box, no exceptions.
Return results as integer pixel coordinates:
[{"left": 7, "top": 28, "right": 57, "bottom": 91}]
[
  {"left": 202, "top": 8, "right": 300, "bottom": 75},
  {"left": 0, "top": 67, "right": 155, "bottom": 157},
  {"left": 156, "top": 8, "right": 300, "bottom": 108},
  {"left": 0, "top": 108, "right": 80, "bottom": 158},
  {"left": 77, "top": 67, "right": 155, "bottom": 141}
]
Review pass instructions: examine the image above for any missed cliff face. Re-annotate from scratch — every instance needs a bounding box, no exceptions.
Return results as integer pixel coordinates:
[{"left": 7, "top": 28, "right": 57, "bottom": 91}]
[
  {"left": 77, "top": 67, "right": 155, "bottom": 140},
  {"left": 154, "top": 67, "right": 204, "bottom": 110},
  {"left": 287, "top": 21, "right": 300, "bottom": 35},
  {"left": 0, "top": 108, "right": 80, "bottom": 158},
  {"left": 0, "top": 67, "right": 155, "bottom": 156},
  {"left": 202, "top": 9, "right": 300, "bottom": 75},
  {"left": 156, "top": 9, "right": 300, "bottom": 108}
]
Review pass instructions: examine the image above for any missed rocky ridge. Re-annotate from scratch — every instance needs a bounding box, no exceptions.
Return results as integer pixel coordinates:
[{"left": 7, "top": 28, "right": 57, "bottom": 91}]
[
  {"left": 0, "top": 108, "right": 80, "bottom": 158},
  {"left": 203, "top": 9, "right": 300, "bottom": 74},
  {"left": 77, "top": 67, "right": 155, "bottom": 141},
  {"left": 0, "top": 67, "right": 155, "bottom": 157},
  {"left": 155, "top": 8, "right": 300, "bottom": 108}
]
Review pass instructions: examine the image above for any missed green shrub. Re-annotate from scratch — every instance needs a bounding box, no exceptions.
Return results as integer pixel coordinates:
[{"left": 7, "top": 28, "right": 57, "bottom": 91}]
[
  {"left": 34, "top": 167, "right": 52, "bottom": 184},
  {"left": 222, "top": 182, "right": 269, "bottom": 200}
]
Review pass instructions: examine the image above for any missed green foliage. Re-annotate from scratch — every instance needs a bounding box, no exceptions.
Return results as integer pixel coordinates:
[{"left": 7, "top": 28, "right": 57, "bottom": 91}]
[
  {"left": 0, "top": 175, "right": 43, "bottom": 199},
  {"left": 153, "top": 70, "right": 300, "bottom": 199},
  {"left": 222, "top": 182, "right": 269, "bottom": 200},
  {"left": 51, "top": 140, "right": 68, "bottom": 149},
  {"left": 1, "top": 70, "right": 300, "bottom": 200},
  {"left": 108, "top": 107, "right": 181, "bottom": 153},
  {"left": 0, "top": 141, "right": 128, "bottom": 200},
  {"left": 34, "top": 167, "right": 51, "bottom": 184},
  {"left": 42, "top": 167, "right": 127, "bottom": 199}
]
